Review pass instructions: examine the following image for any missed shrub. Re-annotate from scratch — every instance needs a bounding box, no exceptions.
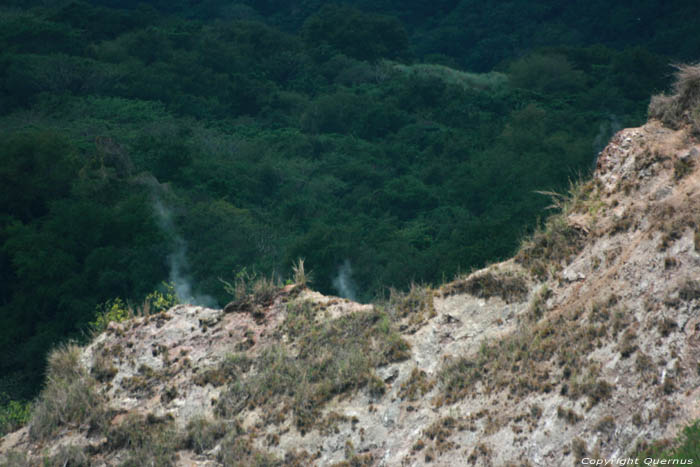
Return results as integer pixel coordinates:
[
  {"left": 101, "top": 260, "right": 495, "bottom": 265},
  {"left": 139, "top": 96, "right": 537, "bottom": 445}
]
[
  {"left": 508, "top": 53, "right": 586, "bottom": 94},
  {"left": 90, "top": 297, "right": 131, "bottom": 335},
  {"left": 0, "top": 394, "right": 31, "bottom": 437},
  {"left": 648, "top": 63, "right": 700, "bottom": 134},
  {"left": 0, "top": 450, "right": 31, "bottom": 467},
  {"left": 89, "top": 284, "right": 179, "bottom": 336},
  {"left": 183, "top": 417, "right": 231, "bottom": 454},
  {"left": 221, "top": 269, "right": 282, "bottom": 313},
  {"left": 634, "top": 419, "right": 700, "bottom": 461},
  {"left": 144, "top": 282, "right": 178, "bottom": 314},
  {"left": 29, "top": 344, "right": 109, "bottom": 440},
  {"left": 390, "top": 62, "right": 507, "bottom": 92},
  {"left": 107, "top": 413, "right": 180, "bottom": 466},
  {"left": 43, "top": 445, "right": 89, "bottom": 467},
  {"left": 388, "top": 283, "right": 436, "bottom": 327},
  {"left": 218, "top": 433, "right": 282, "bottom": 467}
]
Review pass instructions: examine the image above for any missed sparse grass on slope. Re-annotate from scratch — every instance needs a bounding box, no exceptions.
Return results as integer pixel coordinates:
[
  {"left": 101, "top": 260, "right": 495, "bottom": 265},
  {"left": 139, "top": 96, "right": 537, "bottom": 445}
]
[
  {"left": 216, "top": 299, "right": 410, "bottom": 433},
  {"left": 515, "top": 179, "right": 598, "bottom": 278},
  {"left": 649, "top": 62, "right": 700, "bottom": 134}
]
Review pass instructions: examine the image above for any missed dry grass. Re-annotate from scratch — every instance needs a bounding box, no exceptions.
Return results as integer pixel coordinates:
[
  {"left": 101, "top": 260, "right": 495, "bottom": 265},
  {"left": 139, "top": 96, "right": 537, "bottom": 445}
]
[
  {"left": 222, "top": 270, "right": 283, "bottom": 319},
  {"left": 217, "top": 432, "right": 282, "bottom": 467},
  {"left": 29, "top": 343, "right": 109, "bottom": 441},
  {"left": 106, "top": 413, "right": 180, "bottom": 466},
  {"left": 648, "top": 63, "right": 700, "bottom": 134},
  {"left": 436, "top": 299, "right": 624, "bottom": 407},
  {"left": 183, "top": 417, "right": 233, "bottom": 454},
  {"left": 398, "top": 367, "right": 435, "bottom": 401},
  {"left": 292, "top": 257, "right": 312, "bottom": 288},
  {"left": 43, "top": 445, "right": 90, "bottom": 467},
  {"left": 515, "top": 179, "right": 600, "bottom": 279},
  {"left": 388, "top": 283, "right": 436, "bottom": 330},
  {"left": 441, "top": 271, "right": 529, "bottom": 303},
  {"left": 217, "top": 300, "right": 410, "bottom": 433}
]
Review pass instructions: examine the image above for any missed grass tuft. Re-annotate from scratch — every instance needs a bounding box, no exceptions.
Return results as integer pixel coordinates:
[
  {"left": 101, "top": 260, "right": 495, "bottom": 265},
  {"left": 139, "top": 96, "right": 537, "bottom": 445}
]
[
  {"left": 29, "top": 343, "right": 109, "bottom": 441},
  {"left": 648, "top": 63, "right": 700, "bottom": 134}
]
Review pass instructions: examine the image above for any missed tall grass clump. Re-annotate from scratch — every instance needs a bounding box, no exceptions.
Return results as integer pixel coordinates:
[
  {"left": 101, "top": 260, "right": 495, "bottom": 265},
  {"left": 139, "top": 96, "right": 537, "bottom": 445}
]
[
  {"left": 292, "top": 257, "right": 312, "bottom": 288},
  {"left": 29, "top": 343, "right": 108, "bottom": 440},
  {"left": 649, "top": 63, "right": 700, "bottom": 134},
  {"left": 515, "top": 179, "right": 595, "bottom": 278},
  {"left": 221, "top": 268, "right": 282, "bottom": 313}
]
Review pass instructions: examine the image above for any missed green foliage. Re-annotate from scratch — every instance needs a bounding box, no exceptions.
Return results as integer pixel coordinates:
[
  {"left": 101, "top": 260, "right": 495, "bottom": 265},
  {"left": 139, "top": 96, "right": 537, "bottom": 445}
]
[
  {"left": 90, "top": 298, "right": 131, "bottom": 335},
  {"left": 302, "top": 4, "right": 408, "bottom": 61},
  {"left": 508, "top": 53, "right": 586, "bottom": 94},
  {"left": 668, "top": 421, "right": 700, "bottom": 460},
  {"left": 634, "top": 420, "right": 700, "bottom": 461},
  {"left": 145, "top": 282, "right": 179, "bottom": 314},
  {"left": 0, "top": 394, "right": 31, "bottom": 437},
  {"left": 90, "top": 283, "right": 177, "bottom": 335},
  {"left": 390, "top": 61, "right": 507, "bottom": 91}
]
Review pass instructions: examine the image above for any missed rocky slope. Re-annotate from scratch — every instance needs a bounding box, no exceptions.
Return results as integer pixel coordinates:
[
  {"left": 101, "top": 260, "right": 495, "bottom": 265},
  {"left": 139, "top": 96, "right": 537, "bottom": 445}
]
[{"left": 2, "top": 107, "right": 700, "bottom": 465}]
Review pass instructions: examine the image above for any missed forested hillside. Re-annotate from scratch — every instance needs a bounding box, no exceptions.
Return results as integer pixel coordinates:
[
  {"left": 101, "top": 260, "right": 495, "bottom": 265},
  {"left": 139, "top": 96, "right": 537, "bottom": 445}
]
[{"left": 0, "top": 0, "right": 696, "bottom": 408}]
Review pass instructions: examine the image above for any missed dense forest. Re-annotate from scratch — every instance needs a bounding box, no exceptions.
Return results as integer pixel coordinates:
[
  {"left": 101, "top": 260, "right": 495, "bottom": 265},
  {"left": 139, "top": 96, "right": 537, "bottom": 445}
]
[{"left": 0, "top": 0, "right": 698, "bottom": 408}]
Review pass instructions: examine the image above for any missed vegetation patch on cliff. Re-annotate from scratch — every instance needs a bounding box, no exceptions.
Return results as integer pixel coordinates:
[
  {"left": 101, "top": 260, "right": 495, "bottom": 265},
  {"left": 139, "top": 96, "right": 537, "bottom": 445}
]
[{"left": 217, "top": 300, "right": 410, "bottom": 433}]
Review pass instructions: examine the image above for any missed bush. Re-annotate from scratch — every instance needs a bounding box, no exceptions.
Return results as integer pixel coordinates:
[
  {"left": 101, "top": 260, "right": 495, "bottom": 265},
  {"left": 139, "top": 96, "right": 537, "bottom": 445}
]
[
  {"left": 183, "top": 417, "right": 230, "bottom": 454},
  {"left": 218, "top": 432, "right": 282, "bottom": 467},
  {"left": 29, "top": 344, "right": 109, "bottom": 440},
  {"left": 0, "top": 450, "right": 31, "bottom": 467},
  {"left": 107, "top": 413, "right": 180, "bottom": 466},
  {"left": 0, "top": 394, "right": 31, "bottom": 437},
  {"left": 90, "top": 298, "right": 131, "bottom": 335},
  {"left": 301, "top": 4, "right": 408, "bottom": 62},
  {"left": 221, "top": 269, "right": 282, "bottom": 315},
  {"left": 648, "top": 63, "right": 700, "bottom": 134},
  {"left": 508, "top": 53, "right": 586, "bottom": 94},
  {"left": 43, "top": 445, "right": 90, "bottom": 467},
  {"left": 90, "top": 283, "right": 179, "bottom": 335}
]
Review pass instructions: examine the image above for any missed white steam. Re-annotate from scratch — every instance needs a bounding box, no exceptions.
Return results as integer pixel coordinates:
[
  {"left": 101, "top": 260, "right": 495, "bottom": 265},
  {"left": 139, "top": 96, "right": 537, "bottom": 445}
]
[
  {"left": 332, "top": 260, "right": 358, "bottom": 301},
  {"left": 593, "top": 114, "right": 622, "bottom": 166},
  {"left": 151, "top": 192, "right": 216, "bottom": 308}
]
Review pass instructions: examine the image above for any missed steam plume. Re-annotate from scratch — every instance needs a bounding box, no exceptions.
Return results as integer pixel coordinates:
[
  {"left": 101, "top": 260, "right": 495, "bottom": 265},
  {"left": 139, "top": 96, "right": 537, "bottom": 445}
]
[
  {"left": 139, "top": 175, "right": 215, "bottom": 307},
  {"left": 332, "top": 260, "right": 358, "bottom": 301}
]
